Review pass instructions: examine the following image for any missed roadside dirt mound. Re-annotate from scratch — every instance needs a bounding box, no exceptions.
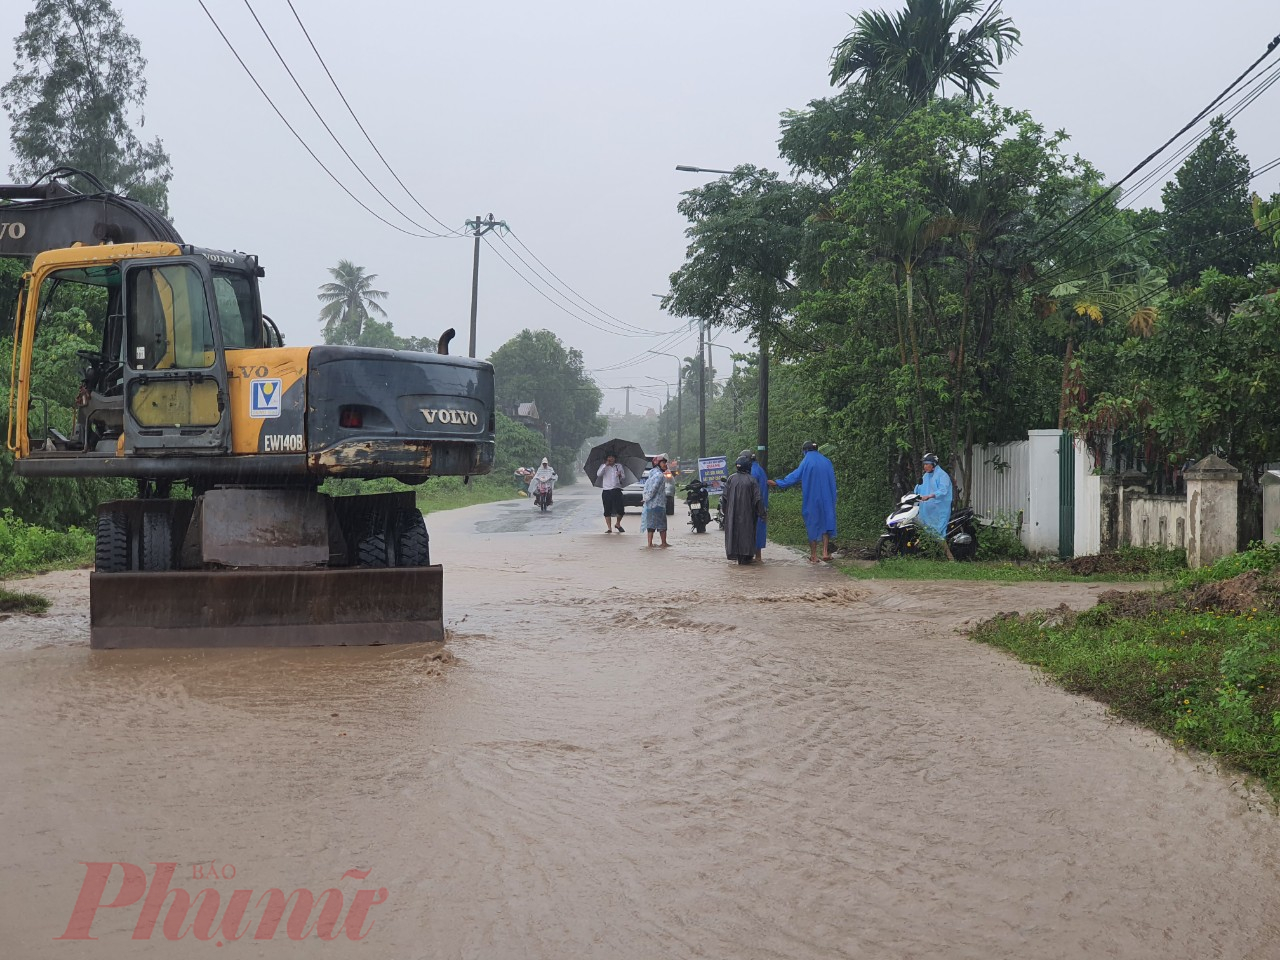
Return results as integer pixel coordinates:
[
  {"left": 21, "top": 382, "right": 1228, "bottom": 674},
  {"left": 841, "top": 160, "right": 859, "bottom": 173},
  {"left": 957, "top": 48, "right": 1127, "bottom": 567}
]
[
  {"left": 1095, "top": 570, "right": 1280, "bottom": 619},
  {"left": 1066, "top": 553, "right": 1159, "bottom": 576}
]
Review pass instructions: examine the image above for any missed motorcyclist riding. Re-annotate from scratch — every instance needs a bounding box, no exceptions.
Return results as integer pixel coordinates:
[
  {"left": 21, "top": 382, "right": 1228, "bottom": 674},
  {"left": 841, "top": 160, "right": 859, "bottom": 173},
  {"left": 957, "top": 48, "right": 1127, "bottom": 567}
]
[{"left": 529, "top": 457, "right": 558, "bottom": 508}]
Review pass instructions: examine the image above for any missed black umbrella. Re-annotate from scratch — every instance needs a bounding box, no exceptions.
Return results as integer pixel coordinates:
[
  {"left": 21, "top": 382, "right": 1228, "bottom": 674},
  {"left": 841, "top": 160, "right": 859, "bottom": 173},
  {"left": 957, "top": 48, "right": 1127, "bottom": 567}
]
[{"left": 584, "top": 438, "right": 649, "bottom": 486}]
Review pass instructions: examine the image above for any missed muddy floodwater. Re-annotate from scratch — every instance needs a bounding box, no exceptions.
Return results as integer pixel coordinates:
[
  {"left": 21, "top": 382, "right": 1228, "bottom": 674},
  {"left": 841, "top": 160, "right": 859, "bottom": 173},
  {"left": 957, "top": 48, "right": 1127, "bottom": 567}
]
[{"left": 3, "top": 483, "right": 1280, "bottom": 959}]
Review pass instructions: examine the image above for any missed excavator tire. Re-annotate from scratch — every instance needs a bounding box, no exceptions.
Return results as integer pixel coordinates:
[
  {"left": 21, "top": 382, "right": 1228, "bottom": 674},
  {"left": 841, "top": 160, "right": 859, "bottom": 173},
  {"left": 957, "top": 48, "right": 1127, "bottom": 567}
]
[
  {"left": 355, "top": 508, "right": 390, "bottom": 568},
  {"left": 394, "top": 508, "right": 431, "bottom": 566},
  {"left": 95, "top": 511, "right": 130, "bottom": 573},
  {"left": 140, "top": 511, "right": 174, "bottom": 572}
]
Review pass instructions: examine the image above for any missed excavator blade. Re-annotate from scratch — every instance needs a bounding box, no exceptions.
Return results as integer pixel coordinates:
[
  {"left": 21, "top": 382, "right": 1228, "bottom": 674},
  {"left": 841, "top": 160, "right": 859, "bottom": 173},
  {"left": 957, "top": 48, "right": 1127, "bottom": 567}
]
[{"left": 89, "top": 567, "right": 444, "bottom": 649}]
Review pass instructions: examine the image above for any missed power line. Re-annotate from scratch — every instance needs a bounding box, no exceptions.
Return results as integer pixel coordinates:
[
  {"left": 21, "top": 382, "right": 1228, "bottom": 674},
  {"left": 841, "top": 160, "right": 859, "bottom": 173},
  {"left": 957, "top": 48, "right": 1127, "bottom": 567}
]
[
  {"left": 282, "top": 0, "right": 465, "bottom": 238},
  {"left": 482, "top": 236, "right": 683, "bottom": 340},
  {"left": 1028, "top": 29, "right": 1280, "bottom": 258},
  {"left": 195, "top": 0, "right": 451, "bottom": 241},
  {"left": 491, "top": 233, "right": 672, "bottom": 338},
  {"left": 504, "top": 231, "right": 668, "bottom": 336},
  {"left": 240, "top": 0, "right": 458, "bottom": 239},
  {"left": 1034, "top": 60, "right": 1280, "bottom": 286}
]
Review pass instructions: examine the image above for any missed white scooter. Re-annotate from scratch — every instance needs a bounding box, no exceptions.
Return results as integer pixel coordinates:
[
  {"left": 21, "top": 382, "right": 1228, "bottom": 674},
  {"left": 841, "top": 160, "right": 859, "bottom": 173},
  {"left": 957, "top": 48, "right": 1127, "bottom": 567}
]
[{"left": 876, "top": 493, "right": 978, "bottom": 560}]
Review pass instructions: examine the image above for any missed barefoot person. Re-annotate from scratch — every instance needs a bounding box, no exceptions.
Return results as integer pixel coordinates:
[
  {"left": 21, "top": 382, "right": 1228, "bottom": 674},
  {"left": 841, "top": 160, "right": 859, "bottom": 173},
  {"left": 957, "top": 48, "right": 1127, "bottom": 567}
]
[
  {"left": 768, "top": 441, "right": 837, "bottom": 563},
  {"left": 641, "top": 455, "right": 671, "bottom": 548},
  {"left": 596, "top": 453, "right": 626, "bottom": 533},
  {"left": 723, "top": 455, "right": 765, "bottom": 564}
]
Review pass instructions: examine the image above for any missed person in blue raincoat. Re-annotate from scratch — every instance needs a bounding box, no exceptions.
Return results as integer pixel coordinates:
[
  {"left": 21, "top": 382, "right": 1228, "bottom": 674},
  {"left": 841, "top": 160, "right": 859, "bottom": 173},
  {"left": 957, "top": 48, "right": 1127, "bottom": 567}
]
[
  {"left": 915, "top": 452, "right": 953, "bottom": 558},
  {"left": 768, "top": 442, "right": 837, "bottom": 563},
  {"left": 739, "top": 449, "right": 769, "bottom": 563}
]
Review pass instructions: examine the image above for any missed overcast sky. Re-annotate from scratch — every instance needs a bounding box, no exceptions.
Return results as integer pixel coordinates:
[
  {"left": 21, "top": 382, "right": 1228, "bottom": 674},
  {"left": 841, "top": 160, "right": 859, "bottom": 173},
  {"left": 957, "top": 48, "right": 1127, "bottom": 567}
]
[{"left": 2, "top": 1, "right": 1278, "bottom": 415}]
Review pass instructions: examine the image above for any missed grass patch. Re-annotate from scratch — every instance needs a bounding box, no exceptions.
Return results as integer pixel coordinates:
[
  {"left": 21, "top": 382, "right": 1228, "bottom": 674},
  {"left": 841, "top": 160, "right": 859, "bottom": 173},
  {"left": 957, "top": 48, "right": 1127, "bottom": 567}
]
[
  {"left": 321, "top": 474, "right": 521, "bottom": 516},
  {"left": 0, "top": 510, "right": 94, "bottom": 577},
  {"left": 837, "top": 557, "right": 1167, "bottom": 583},
  {"left": 0, "top": 586, "right": 51, "bottom": 615},
  {"left": 416, "top": 476, "right": 521, "bottom": 513},
  {"left": 971, "top": 542, "right": 1280, "bottom": 799}
]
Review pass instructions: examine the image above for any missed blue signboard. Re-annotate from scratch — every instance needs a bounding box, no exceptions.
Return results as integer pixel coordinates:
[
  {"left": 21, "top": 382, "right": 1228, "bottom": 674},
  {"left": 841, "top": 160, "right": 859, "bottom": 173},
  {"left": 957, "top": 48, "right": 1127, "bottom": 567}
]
[{"left": 698, "top": 456, "right": 728, "bottom": 496}]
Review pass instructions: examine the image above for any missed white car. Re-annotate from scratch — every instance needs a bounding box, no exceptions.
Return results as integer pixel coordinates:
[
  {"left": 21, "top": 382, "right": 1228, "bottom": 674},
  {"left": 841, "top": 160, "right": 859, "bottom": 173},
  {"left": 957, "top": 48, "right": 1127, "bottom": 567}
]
[{"left": 621, "top": 465, "right": 676, "bottom": 515}]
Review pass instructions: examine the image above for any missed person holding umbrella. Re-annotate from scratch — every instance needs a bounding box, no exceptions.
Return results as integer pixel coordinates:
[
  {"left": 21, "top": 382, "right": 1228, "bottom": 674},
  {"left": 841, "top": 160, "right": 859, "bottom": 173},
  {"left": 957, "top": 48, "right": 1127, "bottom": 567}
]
[{"left": 597, "top": 453, "right": 627, "bottom": 533}]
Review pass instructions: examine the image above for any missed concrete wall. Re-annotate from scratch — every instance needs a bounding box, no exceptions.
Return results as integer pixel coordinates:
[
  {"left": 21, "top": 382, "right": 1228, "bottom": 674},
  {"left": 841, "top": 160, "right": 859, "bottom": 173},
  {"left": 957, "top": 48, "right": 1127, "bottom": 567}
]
[
  {"left": 1126, "top": 495, "right": 1187, "bottom": 550},
  {"left": 1264, "top": 471, "right": 1280, "bottom": 546},
  {"left": 1185, "top": 455, "right": 1241, "bottom": 569}
]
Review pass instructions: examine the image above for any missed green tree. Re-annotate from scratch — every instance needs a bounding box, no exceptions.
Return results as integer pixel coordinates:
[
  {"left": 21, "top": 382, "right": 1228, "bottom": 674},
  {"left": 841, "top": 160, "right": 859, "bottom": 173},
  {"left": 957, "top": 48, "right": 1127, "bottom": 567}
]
[
  {"left": 317, "top": 260, "right": 389, "bottom": 345},
  {"left": 350, "top": 316, "right": 436, "bottom": 352},
  {"left": 488, "top": 329, "right": 606, "bottom": 478},
  {"left": 1159, "top": 115, "right": 1270, "bottom": 288},
  {"left": 1, "top": 0, "right": 171, "bottom": 211},
  {"left": 829, "top": 0, "right": 1020, "bottom": 104}
]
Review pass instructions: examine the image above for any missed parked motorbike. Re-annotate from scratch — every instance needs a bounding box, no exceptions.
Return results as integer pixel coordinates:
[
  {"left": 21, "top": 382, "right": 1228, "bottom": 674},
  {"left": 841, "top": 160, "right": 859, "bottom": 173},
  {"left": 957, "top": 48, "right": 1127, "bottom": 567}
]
[
  {"left": 876, "top": 493, "right": 978, "bottom": 560},
  {"left": 685, "top": 480, "right": 713, "bottom": 533},
  {"left": 533, "top": 479, "right": 554, "bottom": 512}
]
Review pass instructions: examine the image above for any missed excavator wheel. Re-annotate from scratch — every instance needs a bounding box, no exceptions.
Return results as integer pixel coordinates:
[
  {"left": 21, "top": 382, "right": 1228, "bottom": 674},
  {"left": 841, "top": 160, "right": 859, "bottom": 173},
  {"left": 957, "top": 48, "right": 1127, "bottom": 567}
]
[
  {"left": 95, "top": 510, "right": 130, "bottom": 573},
  {"left": 355, "top": 508, "right": 391, "bottom": 568},
  {"left": 393, "top": 508, "right": 431, "bottom": 566},
  {"left": 140, "top": 511, "right": 174, "bottom": 571}
]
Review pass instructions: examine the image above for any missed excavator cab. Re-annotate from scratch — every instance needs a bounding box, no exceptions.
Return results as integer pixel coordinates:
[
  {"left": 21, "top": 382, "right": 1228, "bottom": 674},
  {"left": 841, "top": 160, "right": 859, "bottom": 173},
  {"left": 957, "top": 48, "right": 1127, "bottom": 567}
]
[{"left": 16, "top": 247, "right": 248, "bottom": 459}]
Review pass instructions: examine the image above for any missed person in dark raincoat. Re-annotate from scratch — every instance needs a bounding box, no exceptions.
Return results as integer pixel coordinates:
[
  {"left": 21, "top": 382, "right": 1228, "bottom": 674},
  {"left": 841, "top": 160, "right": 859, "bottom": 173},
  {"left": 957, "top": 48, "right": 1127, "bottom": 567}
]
[
  {"left": 723, "top": 455, "right": 765, "bottom": 564},
  {"left": 769, "top": 441, "right": 837, "bottom": 563}
]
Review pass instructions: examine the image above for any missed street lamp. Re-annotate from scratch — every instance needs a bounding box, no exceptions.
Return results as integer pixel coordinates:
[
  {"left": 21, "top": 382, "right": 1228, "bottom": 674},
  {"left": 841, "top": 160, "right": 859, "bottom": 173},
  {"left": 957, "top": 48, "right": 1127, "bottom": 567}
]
[
  {"left": 675, "top": 165, "right": 735, "bottom": 175},
  {"left": 650, "top": 293, "right": 706, "bottom": 461},
  {"left": 675, "top": 164, "right": 769, "bottom": 471},
  {"left": 646, "top": 350, "right": 682, "bottom": 462}
]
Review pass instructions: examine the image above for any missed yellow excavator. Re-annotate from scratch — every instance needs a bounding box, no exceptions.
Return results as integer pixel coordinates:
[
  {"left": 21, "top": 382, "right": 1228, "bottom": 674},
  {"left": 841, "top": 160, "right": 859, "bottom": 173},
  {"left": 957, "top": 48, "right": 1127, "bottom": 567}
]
[{"left": 3, "top": 168, "right": 494, "bottom": 648}]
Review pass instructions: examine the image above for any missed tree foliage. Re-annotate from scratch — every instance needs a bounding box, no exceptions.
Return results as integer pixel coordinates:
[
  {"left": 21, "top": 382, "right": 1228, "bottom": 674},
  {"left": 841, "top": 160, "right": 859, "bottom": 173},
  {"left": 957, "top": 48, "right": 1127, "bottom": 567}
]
[
  {"left": 317, "top": 260, "right": 390, "bottom": 345},
  {"left": 488, "top": 329, "right": 606, "bottom": 476},
  {"left": 1, "top": 0, "right": 171, "bottom": 210},
  {"left": 829, "top": 0, "right": 1020, "bottom": 104},
  {"left": 1159, "top": 115, "right": 1271, "bottom": 288},
  {"left": 663, "top": 0, "right": 1280, "bottom": 542}
]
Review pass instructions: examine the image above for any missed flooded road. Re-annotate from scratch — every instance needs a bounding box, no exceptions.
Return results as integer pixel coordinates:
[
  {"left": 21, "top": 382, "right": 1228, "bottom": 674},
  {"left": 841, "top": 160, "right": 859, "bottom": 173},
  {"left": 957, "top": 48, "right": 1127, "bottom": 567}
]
[{"left": 3, "top": 483, "right": 1279, "bottom": 958}]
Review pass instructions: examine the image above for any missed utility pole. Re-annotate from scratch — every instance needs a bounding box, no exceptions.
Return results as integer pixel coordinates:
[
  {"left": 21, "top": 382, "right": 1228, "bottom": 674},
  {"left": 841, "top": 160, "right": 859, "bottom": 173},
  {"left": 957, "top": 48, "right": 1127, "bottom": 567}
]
[
  {"left": 698, "top": 317, "right": 706, "bottom": 459},
  {"left": 757, "top": 322, "right": 769, "bottom": 474},
  {"left": 646, "top": 348, "right": 682, "bottom": 464},
  {"left": 465, "top": 213, "right": 506, "bottom": 358},
  {"left": 622, "top": 385, "right": 634, "bottom": 417}
]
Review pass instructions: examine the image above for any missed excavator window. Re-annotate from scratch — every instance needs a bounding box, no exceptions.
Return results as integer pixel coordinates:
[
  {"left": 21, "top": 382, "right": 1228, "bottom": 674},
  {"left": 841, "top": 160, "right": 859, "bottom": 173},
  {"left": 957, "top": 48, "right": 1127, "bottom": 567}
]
[
  {"left": 124, "top": 262, "right": 222, "bottom": 430},
  {"left": 127, "top": 263, "right": 215, "bottom": 370},
  {"left": 211, "top": 270, "right": 259, "bottom": 349},
  {"left": 25, "top": 267, "right": 124, "bottom": 451}
]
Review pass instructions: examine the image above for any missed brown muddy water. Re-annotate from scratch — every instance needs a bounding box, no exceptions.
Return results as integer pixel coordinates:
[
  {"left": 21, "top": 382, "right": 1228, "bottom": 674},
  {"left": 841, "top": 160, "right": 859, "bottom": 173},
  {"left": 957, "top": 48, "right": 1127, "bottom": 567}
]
[{"left": 2, "top": 484, "right": 1279, "bottom": 959}]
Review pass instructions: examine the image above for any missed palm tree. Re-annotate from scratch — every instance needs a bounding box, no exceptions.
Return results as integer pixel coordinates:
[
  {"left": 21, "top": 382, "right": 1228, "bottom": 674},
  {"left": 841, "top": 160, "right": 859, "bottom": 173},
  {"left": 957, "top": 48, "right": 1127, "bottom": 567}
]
[
  {"left": 317, "top": 260, "right": 389, "bottom": 344},
  {"left": 829, "top": 0, "right": 1021, "bottom": 104}
]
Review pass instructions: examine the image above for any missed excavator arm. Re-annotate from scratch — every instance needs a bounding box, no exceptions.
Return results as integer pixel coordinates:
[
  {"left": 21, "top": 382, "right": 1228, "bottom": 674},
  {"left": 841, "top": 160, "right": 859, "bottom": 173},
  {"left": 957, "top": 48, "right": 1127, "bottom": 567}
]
[{"left": 0, "top": 169, "right": 183, "bottom": 257}]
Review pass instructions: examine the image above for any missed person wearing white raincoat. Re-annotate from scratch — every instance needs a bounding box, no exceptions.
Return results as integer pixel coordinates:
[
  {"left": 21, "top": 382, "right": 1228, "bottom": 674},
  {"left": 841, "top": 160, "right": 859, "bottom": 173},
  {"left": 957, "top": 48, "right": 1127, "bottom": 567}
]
[{"left": 529, "top": 457, "right": 558, "bottom": 504}]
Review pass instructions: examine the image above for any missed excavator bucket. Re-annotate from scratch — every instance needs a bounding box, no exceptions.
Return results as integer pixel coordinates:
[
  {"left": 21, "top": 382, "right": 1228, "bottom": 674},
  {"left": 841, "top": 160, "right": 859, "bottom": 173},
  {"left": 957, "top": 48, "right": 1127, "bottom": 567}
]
[{"left": 88, "top": 567, "right": 444, "bottom": 649}]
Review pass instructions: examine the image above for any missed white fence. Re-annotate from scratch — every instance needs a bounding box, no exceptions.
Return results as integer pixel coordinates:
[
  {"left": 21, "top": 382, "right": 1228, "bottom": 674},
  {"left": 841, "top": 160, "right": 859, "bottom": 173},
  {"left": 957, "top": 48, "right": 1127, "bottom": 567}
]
[{"left": 968, "top": 440, "right": 1030, "bottom": 524}]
